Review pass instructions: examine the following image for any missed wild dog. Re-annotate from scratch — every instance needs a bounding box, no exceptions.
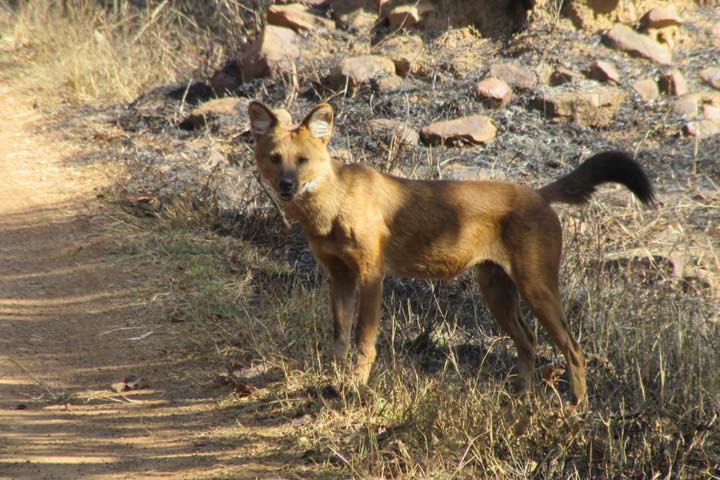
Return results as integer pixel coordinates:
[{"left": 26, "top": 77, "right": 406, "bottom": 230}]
[{"left": 248, "top": 101, "right": 655, "bottom": 405}]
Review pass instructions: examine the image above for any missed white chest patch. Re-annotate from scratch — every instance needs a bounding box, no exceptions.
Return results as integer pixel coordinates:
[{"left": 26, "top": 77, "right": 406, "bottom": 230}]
[{"left": 297, "top": 177, "right": 322, "bottom": 197}]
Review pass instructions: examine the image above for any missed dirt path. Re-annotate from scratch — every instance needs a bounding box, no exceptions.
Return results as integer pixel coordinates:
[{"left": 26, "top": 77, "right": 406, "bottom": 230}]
[{"left": 0, "top": 87, "right": 310, "bottom": 479}]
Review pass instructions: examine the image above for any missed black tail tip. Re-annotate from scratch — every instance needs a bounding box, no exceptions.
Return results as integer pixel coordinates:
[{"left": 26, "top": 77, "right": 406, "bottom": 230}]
[{"left": 589, "top": 150, "right": 657, "bottom": 207}]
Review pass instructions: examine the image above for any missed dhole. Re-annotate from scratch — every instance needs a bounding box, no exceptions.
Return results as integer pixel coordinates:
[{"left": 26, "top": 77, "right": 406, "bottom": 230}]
[{"left": 248, "top": 101, "right": 654, "bottom": 405}]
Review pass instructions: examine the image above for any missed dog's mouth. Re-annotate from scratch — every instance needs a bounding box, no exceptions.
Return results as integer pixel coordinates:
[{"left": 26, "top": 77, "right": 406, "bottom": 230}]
[{"left": 278, "top": 191, "right": 294, "bottom": 202}]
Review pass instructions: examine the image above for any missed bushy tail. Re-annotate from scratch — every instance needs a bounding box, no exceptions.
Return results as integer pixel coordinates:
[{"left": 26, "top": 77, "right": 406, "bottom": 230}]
[{"left": 536, "top": 151, "right": 655, "bottom": 206}]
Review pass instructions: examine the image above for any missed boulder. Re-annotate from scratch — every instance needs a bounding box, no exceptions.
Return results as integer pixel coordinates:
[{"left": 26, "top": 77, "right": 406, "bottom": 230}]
[
  {"left": 488, "top": 63, "right": 537, "bottom": 91},
  {"left": 241, "top": 25, "right": 300, "bottom": 79},
  {"left": 266, "top": 4, "right": 335, "bottom": 31},
  {"left": 549, "top": 67, "right": 584, "bottom": 86},
  {"left": 603, "top": 24, "right": 672, "bottom": 65},
  {"left": 420, "top": 115, "right": 497, "bottom": 146},
  {"left": 332, "top": 0, "right": 378, "bottom": 30},
  {"left": 700, "top": 67, "right": 720, "bottom": 90},
  {"left": 474, "top": 78, "right": 512, "bottom": 108},
  {"left": 182, "top": 97, "right": 248, "bottom": 129},
  {"left": 585, "top": 60, "right": 620, "bottom": 84},
  {"left": 376, "top": 35, "right": 427, "bottom": 77},
  {"left": 387, "top": 2, "right": 434, "bottom": 30},
  {"left": 640, "top": 6, "right": 683, "bottom": 30},
  {"left": 368, "top": 118, "right": 419, "bottom": 145},
  {"left": 532, "top": 86, "right": 627, "bottom": 126},
  {"left": 327, "top": 55, "right": 396, "bottom": 90},
  {"left": 684, "top": 120, "right": 720, "bottom": 139},
  {"left": 659, "top": 69, "right": 688, "bottom": 97},
  {"left": 633, "top": 78, "right": 659, "bottom": 101},
  {"left": 374, "top": 74, "right": 404, "bottom": 92},
  {"left": 672, "top": 95, "right": 698, "bottom": 118},
  {"left": 703, "top": 104, "right": 720, "bottom": 122}
]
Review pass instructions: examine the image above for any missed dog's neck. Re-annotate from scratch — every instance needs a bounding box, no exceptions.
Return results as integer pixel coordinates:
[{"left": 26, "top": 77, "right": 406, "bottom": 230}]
[{"left": 285, "top": 162, "right": 343, "bottom": 237}]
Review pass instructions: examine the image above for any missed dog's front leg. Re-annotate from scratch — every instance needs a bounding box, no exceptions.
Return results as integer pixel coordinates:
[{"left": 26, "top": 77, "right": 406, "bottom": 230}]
[
  {"left": 355, "top": 271, "right": 384, "bottom": 384},
  {"left": 325, "top": 259, "right": 358, "bottom": 365}
]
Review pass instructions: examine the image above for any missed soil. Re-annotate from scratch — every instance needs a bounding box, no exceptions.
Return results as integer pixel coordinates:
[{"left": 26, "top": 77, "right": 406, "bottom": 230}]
[{"left": 0, "top": 85, "right": 316, "bottom": 479}]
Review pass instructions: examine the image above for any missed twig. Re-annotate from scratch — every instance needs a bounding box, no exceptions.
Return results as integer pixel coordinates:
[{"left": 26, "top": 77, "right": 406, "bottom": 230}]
[
  {"left": 5, "top": 357, "right": 60, "bottom": 400},
  {"left": 255, "top": 174, "right": 292, "bottom": 230}
]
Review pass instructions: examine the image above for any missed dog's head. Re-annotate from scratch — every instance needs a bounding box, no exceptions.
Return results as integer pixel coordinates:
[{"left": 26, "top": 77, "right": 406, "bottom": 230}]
[{"left": 248, "top": 102, "right": 334, "bottom": 203}]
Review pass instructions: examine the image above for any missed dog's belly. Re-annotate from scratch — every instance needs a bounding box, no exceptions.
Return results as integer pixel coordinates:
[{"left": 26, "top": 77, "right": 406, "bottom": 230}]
[{"left": 384, "top": 241, "right": 507, "bottom": 280}]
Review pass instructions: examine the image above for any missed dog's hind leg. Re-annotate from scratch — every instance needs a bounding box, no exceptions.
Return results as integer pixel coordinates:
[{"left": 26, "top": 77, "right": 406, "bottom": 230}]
[
  {"left": 511, "top": 249, "right": 587, "bottom": 406},
  {"left": 475, "top": 262, "right": 537, "bottom": 397}
]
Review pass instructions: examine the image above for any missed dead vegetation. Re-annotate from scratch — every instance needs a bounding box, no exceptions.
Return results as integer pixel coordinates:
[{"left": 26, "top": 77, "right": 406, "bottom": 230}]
[{"left": 1, "top": 1, "right": 718, "bottom": 478}]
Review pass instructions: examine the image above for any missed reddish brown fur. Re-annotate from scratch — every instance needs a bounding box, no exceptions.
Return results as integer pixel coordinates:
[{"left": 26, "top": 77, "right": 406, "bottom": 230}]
[{"left": 248, "top": 102, "right": 654, "bottom": 406}]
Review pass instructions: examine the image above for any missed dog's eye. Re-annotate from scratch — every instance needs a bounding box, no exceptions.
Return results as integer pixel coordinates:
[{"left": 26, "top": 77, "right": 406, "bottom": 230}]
[
  {"left": 270, "top": 154, "right": 282, "bottom": 165},
  {"left": 297, "top": 156, "right": 308, "bottom": 166}
]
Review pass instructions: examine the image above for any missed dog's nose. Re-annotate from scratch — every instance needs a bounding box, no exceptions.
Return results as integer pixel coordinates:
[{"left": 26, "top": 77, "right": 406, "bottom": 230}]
[{"left": 277, "top": 177, "right": 295, "bottom": 194}]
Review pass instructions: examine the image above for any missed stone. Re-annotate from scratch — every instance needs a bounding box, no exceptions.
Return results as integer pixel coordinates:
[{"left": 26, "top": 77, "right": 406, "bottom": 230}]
[
  {"left": 684, "top": 120, "right": 720, "bottom": 139},
  {"left": 332, "top": 0, "right": 378, "bottom": 30},
  {"left": 183, "top": 97, "right": 247, "bottom": 129},
  {"left": 368, "top": 118, "right": 419, "bottom": 145},
  {"left": 700, "top": 67, "right": 720, "bottom": 90},
  {"left": 488, "top": 63, "right": 537, "bottom": 91},
  {"left": 374, "top": 74, "right": 404, "bottom": 92},
  {"left": 603, "top": 24, "right": 672, "bottom": 65},
  {"left": 549, "top": 67, "right": 584, "bottom": 86},
  {"left": 659, "top": 69, "right": 688, "bottom": 96},
  {"left": 474, "top": 78, "right": 513, "bottom": 108},
  {"left": 376, "top": 35, "right": 427, "bottom": 77},
  {"left": 703, "top": 104, "right": 720, "bottom": 122},
  {"left": 420, "top": 115, "right": 497, "bottom": 146},
  {"left": 387, "top": 2, "right": 434, "bottom": 30},
  {"left": 672, "top": 95, "right": 698, "bottom": 118},
  {"left": 266, "top": 4, "right": 335, "bottom": 32},
  {"left": 327, "top": 55, "right": 396, "bottom": 90},
  {"left": 532, "top": 86, "right": 627, "bottom": 127},
  {"left": 633, "top": 78, "right": 659, "bottom": 101},
  {"left": 586, "top": 60, "right": 620, "bottom": 84},
  {"left": 640, "top": 6, "right": 683, "bottom": 30},
  {"left": 243, "top": 25, "right": 299, "bottom": 79}
]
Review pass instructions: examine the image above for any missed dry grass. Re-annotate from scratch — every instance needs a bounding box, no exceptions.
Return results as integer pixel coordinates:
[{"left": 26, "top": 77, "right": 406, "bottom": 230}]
[{"left": 0, "top": 0, "right": 257, "bottom": 105}]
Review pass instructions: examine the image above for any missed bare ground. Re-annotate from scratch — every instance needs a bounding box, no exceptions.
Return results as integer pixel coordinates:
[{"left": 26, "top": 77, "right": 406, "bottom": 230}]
[{"left": 0, "top": 83, "right": 323, "bottom": 480}]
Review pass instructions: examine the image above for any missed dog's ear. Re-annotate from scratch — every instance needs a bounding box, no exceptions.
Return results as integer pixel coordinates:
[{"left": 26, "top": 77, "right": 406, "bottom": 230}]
[
  {"left": 300, "top": 103, "right": 333, "bottom": 144},
  {"left": 248, "top": 101, "right": 278, "bottom": 137}
]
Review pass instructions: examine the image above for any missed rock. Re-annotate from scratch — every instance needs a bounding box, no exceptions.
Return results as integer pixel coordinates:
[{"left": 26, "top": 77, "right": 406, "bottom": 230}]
[
  {"left": 368, "top": 118, "right": 419, "bottom": 145},
  {"left": 684, "top": 120, "right": 720, "bottom": 139},
  {"left": 327, "top": 55, "right": 396, "bottom": 90},
  {"left": 242, "top": 25, "right": 299, "bottom": 79},
  {"left": 532, "top": 86, "right": 627, "bottom": 126},
  {"left": 420, "top": 115, "right": 497, "bottom": 146},
  {"left": 488, "top": 63, "right": 537, "bottom": 91},
  {"left": 374, "top": 74, "right": 404, "bottom": 92},
  {"left": 640, "top": 6, "right": 683, "bottom": 30},
  {"left": 672, "top": 95, "right": 698, "bottom": 118},
  {"left": 633, "top": 78, "right": 659, "bottom": 101},
  {"left": 659, "top": 69, "right": 688, "bottom": 96},
  {"left": 387, "top": 2, "right": 434, "bottom": 30},
  {"left": 266, "top": 4, "right": 335, "bottom": 31},
  {"left": 703, "top": 104, "right": 720, "bottom": 122},
  {"left": 332, "top": 0, "right": 378, "bottom": 30},
  {"left": 603, "top": 24, "right": 672, "bottom": 65},
  {"left": 182, "top": 97, "right": 248, "bottom": 129},
  {"left": 420, "top": 115, "right": 497, "bottom": 145},
  {"left": 376, "top": 35, "right": 427, "bottom": 77},
  {"left": 700, "top": 67, "right": 720, "bottom": 90},
  {"left": 474, "top": 78, "right": 513, "bottom": 108},
  {"left": 585, "top": 60, "right": 620, "bottom": 84},
  {"left": 549, "top": 67, "right": 584, "bottom": 86}
]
